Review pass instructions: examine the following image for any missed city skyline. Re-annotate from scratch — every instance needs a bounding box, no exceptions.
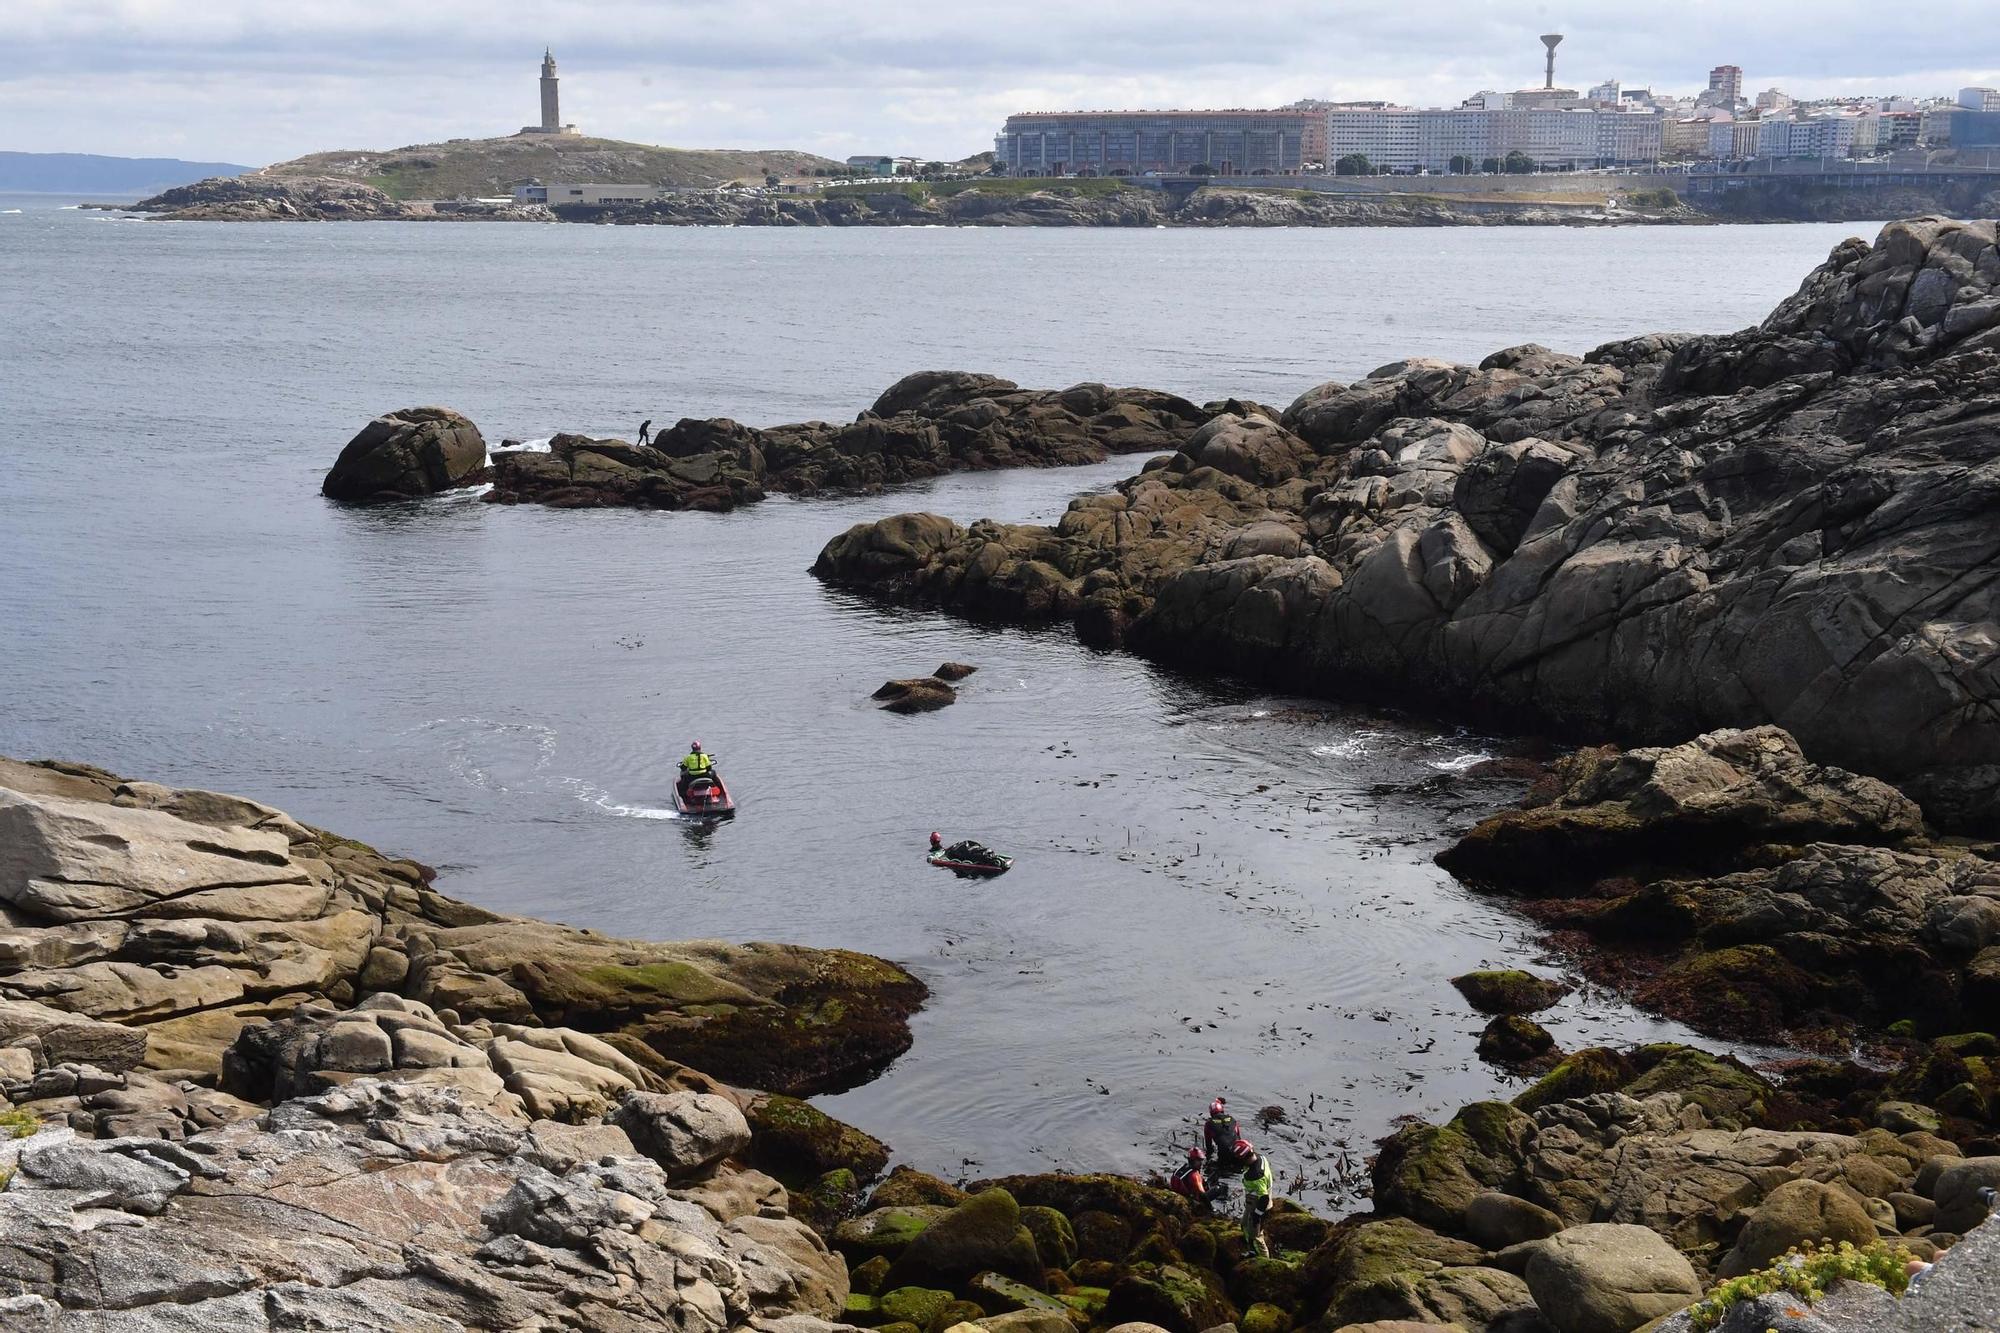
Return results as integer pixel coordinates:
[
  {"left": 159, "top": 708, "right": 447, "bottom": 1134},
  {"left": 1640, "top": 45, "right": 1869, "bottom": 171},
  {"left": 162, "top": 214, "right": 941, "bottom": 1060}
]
[{"left": 5, "top": 0, "right": 1998, "bottom": 164}]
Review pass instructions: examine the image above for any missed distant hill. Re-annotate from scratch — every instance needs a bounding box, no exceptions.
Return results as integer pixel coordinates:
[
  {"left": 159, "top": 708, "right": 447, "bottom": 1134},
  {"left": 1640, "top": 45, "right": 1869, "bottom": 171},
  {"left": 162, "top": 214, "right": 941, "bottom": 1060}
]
[
  {"left": 0, "top": 151, "right": 257, "bottom": 194},
  {"left": 258, "top": 135, "right": 845, "bottom": 198}
]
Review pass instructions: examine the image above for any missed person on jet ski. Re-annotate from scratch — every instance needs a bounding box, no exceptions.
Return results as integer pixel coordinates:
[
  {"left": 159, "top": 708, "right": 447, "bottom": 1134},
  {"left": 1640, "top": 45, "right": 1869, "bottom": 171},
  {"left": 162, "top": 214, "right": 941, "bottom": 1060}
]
[
  {"left": 930, "top": 832, "right": 1001, "bottom": 866},
  {"left": 677, "top": 741, "right": 716, "bottom": 798}
]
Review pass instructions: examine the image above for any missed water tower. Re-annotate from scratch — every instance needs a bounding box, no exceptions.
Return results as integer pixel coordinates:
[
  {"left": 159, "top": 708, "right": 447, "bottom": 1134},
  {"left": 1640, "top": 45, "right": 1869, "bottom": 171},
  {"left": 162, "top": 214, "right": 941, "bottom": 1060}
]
[{"left": 1540, "top": 33, "right": 1564, "bottom": 90}]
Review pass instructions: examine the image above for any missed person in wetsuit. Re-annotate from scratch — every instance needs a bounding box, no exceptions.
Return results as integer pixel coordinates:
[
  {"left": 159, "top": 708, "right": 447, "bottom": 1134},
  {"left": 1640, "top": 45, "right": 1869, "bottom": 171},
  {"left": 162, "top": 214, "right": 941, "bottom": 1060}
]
[{"left": 1168, "top": 1147, "right": 1212, "bottom": 1206}]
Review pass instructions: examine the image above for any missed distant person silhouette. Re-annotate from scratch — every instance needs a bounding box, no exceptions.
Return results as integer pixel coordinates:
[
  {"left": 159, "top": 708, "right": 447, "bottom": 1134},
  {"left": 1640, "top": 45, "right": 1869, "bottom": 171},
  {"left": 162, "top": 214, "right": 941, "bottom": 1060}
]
[{"left": 637, "top": 419, "right": 652, "bottom": 446}]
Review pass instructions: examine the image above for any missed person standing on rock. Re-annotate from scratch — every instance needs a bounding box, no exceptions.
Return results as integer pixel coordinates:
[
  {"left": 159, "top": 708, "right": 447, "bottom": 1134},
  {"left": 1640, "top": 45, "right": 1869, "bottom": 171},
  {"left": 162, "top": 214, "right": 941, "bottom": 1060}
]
[
  {"left": 637, "top": 419, "right": 653, "bottom": 446},
  {"left": 1239, "top": 1141, "right": 1274, "bottom": 1258}
]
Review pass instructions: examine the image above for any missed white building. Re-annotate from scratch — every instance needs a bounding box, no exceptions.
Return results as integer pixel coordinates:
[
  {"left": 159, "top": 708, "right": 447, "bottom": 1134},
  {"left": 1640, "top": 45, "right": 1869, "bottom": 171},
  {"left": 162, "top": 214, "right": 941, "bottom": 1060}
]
[
  {"left": 1960, "top": 87, "right": 2000, "bottom": 112},
  {"left": 1587, "top": 80, "right": 1621, "bottom": 104},
  {"left": 1755, "top": 88, "right": 1793, "bottom": 112},
  {"left": 512, "top": 183, "right": 663, "bottom": 205},
  {"left": 1325, "top": 104, "right": 1660, "bottom": 171}
]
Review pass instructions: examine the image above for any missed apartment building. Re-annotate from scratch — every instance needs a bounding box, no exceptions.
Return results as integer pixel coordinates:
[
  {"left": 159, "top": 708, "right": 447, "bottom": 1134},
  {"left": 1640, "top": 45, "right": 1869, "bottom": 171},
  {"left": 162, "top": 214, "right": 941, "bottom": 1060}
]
[
  {"left": 1324, "top": 104, "right": 1661, "bottom": 171},
  {"left": 994, "top": 110, "right": 1314, "bottom": 175}
]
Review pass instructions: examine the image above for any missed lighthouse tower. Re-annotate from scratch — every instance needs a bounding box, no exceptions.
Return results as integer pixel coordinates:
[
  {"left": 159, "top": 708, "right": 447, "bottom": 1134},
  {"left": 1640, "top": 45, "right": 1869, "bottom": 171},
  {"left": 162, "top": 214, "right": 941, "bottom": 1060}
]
[{"left": 521, "top": 49, "right": 579, "bottom": 135}]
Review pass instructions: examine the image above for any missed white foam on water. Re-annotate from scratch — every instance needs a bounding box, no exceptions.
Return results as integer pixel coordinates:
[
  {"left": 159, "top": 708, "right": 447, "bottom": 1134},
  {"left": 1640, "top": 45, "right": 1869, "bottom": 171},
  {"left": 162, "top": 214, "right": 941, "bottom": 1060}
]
[
  {"left": 559, "top": 775, "right": 679, "bottom": 820},
  {"left": 1428, "top": 750, "right": 1495, "bottom": 773},
  {"left": 1310, "top": 732, "right": 1381, "bottom": 760},
  {"left": 0, "top": 209, "right": 21, "bottom": 215}
]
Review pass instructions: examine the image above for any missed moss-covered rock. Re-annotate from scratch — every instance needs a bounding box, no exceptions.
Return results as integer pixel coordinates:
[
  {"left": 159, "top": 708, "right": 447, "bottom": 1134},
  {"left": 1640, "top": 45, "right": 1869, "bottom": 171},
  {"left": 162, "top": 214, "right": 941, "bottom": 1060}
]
[
  {"left": 1476, "top": 1015, "right": 1558, "bottom": 1068},
  {"left": 791, "top": 1166, "right": 865, "bottom": 1234},
  {"left": 1057, "top": 1286, "right": 1109, "bottom": 1319},
  {"left": 879, "top": 1286, "right": 958, "bottom": 1329},
  {"left": 1230, "top": 1256, "right": 1302, "bottom": 1309},
  {"left": 1330, "top": 1265, "right": 1532, "bottom": 1330},
  {"left": 930, "top": 1301, "right": 987, "bottom": 1333},
  {"left": 1371, "top": 1103, "right": 1533, "bottom": 1231},
  {"left": 834, "top": 1205, "right": 948, "bottom": 1263},
  {"left": 1624, "top": 1044, "right": 1773, "bottom": 1127},
  {"left": 845, "top": 1293, "right": 883, "bottom": 1325},
  {"left": 746, "top": 1094, "right": 891, "bottom": 1185},
  {"left": 1102, "top": 1262, "right": 1236, "bottom": 1333},
  {"left": 1263, "top": 1201, "right": 1333, "bottom": 1255},
  {"left": 852, "top": 1255, "right": 894, "bottom": 1296},
  {"left": 1511, "top": 1047, "right": 1637, "bottom": 1112},
  {"left": 1632, "top": 944, "right": 1834, "bottom": 1043},
  {"left": 1240, "top": 1301, "right": 1292, "bottom": 1333},
  {"left": 1021, "top": 1205, "right": 1078, "bottom": 1270},
  {"left": 873, "top": 1164, "right": 970, "bottom": 1208},
  {"left": 887, "top": 1188, "right": 1043, "bottom": 1289},
  {"left": 1072, "top": 1209, "right": 1136, "bottom": 1263},
  {"left": 1450, "top": 970, "right": 1570, "bottom": 1015},
  {"left": 1299, "top": 1217, "right": 1484, "bottom": 1314}
]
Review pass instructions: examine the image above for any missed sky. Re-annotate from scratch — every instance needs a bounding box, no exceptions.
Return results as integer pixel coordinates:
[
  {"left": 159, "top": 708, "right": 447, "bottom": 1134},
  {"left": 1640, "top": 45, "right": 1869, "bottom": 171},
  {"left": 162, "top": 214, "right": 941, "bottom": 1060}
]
[{"left": 6, "top": 1, "right": 1998, "bottom": 166}]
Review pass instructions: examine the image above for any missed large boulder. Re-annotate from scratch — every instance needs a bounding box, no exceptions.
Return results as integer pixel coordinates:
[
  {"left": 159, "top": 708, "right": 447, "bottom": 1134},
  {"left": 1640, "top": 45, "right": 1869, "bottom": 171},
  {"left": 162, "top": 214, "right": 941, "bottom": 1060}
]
[
  {"left": 885, "top": 1188, "right": 1041, "bottom": 1288},
  {"left": 1521, "top": 1224, "right": 1702, "bottom": 1333},
  {"left": 1717, "top": 1178, "right": 1878, "bottom": 1277},
  {"left": 612, "top": 1089, "right": 751, "bottom": 1179},
  {"left": 1438, "top": 728, "right": 1924, "bottom": 886},
  {"left": 321, "top": 406, "right": 486, "bottom": 502},
  {"left": 1932, "top": 1156, "right": 2000, "bottom": 1232}
]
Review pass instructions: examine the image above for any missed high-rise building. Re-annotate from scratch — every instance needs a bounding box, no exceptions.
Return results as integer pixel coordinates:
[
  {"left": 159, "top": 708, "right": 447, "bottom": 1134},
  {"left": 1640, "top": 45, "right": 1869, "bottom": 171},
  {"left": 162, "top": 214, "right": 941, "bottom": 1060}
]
[
  {"left": 1707, "top": 65, "right": 1744, "bottom": 106},
  {"left": 1588, "top": 80, "right": 1621, "bottom": 105},
  {"left": 1960, "top": 87, "right": 2000, "bottom": 112},
  {"left": 521, "top": 49, "right": 579, "bottom": 136},
  {"left": 1755, "top": 88, "right": 1792, "bottom": 112},
  {"left": 994, "top": 109, "right": 1316, "bottom": 176}
]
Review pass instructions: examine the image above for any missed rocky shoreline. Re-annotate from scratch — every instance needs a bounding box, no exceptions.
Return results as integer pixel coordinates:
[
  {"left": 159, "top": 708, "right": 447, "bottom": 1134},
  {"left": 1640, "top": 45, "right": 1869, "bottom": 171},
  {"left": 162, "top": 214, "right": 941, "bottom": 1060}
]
[
  {"left": 320, "top": 375, "right": 1227, "bottom": 509},
  {"left": 3, "top": 741, "right": 1996, "bottom": 1332},
  {"left": 812, "top": 216, "right": 2000, "bottom": 830},
  {"left": 124, "top": 175, "right": 2000, "bottom": 227}
]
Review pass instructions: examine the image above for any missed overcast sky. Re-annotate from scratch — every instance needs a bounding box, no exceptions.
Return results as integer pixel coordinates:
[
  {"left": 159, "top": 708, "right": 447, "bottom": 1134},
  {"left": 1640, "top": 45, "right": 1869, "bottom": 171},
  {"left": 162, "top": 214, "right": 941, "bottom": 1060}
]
[{"left": 7, "top": 1, "right": 1997, "bottom": 165}]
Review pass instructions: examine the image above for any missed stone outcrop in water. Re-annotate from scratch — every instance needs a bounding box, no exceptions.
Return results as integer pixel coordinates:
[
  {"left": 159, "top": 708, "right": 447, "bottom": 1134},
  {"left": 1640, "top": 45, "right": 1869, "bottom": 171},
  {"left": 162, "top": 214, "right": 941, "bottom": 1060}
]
[
  {"left": 812, "top": 218, "right": 2000, "bottom": 828},
  {"left": 321, "top": 405, "right": 488, "bottom": 501},
  {"left": 1438, "top": 726, "right": 2000, "bottom": 1055},
  {"left": 0, "top": 756, "right": 923, "bottom": 1096},
  {"left": 485, "top": 372, "right": 1216, "bottom": 511},
  {"left": 128, "top": 175, "right": 551, "bottom": 221}
]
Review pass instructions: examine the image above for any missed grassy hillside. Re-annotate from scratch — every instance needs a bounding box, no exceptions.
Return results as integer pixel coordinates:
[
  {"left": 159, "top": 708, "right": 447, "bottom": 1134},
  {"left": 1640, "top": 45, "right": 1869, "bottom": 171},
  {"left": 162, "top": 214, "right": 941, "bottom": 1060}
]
[{"left": 259, "top": 135, "right": 843, "bottom": 198}]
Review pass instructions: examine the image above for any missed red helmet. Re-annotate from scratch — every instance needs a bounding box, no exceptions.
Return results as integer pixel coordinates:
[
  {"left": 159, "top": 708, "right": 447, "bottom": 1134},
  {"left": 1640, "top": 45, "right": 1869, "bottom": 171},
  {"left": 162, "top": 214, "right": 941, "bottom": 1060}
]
[
  {"left": 1188, "top": 1146, "right": 1205, "bottom": 1162},
  {"left": 1210, "top": 1098, "right": 1227, "bottom": 1117},
  {"left": 1234, "top": 1137, "right": 1253, "bottom": 1157},
  {"left": 690, "top": 740, "right": 703, "bottom": 752},
  {"left": 930, "top": 832, "right": 943, "bottom": 846}
]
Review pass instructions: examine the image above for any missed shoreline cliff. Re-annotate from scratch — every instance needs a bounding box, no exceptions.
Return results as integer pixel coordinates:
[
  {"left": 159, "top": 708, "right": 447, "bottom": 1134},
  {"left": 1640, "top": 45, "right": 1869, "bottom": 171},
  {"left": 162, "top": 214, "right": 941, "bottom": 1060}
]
[
  {"left": 810, "top": 216, "right": 2000, "bottom": 832},
  {"left": 120, "top": 173, "right": 2000, "bottom": 227}
]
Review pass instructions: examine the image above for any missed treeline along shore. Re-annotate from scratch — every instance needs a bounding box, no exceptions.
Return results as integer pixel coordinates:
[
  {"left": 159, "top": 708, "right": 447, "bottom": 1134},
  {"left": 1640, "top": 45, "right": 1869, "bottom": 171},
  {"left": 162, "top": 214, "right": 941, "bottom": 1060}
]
[{"left": 5, "top": 214, "right": 1996, "bottom": 1330}]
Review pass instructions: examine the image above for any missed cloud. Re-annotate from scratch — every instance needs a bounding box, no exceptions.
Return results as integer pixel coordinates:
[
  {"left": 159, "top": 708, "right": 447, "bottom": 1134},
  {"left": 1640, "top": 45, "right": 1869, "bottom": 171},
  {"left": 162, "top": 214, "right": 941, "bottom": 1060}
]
[{"left": 4, "top": 0, "right": 1996, "bottom": 163}]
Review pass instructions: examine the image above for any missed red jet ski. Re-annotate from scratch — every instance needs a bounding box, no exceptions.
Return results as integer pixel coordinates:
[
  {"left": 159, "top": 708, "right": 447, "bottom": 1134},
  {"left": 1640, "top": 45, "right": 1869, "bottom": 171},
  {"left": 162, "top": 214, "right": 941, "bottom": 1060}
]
[{"left": 674, "top": 773, "right": 736, "bottom": 820}]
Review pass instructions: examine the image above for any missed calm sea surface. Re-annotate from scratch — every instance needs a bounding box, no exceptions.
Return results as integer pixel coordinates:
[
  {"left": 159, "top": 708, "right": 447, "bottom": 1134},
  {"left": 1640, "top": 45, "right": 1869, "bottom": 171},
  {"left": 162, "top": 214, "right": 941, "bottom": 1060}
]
[{"left": 1, "top": 201, "right": 1881, "bottom": 1205}]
